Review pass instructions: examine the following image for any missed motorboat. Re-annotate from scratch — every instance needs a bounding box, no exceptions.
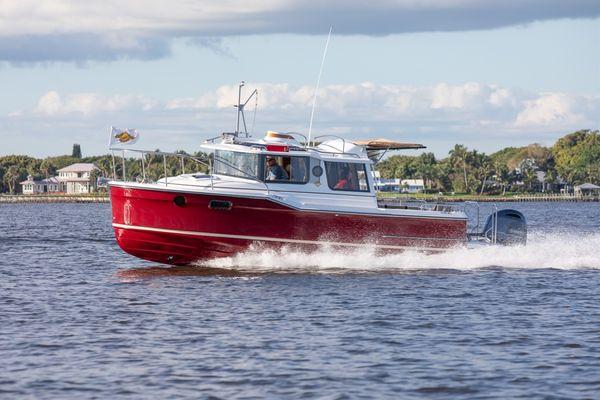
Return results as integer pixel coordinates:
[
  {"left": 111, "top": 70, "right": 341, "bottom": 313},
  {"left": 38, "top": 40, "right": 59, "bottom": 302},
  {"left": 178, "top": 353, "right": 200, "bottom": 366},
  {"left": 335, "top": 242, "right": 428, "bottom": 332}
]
[{"left": 108, "top": 86, "right": 526, "bottom": 266}]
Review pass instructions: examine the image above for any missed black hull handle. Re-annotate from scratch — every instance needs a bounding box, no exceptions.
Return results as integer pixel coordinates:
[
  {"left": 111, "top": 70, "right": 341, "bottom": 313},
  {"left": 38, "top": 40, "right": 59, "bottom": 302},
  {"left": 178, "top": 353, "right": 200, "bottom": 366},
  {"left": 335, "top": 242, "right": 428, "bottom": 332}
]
[{"left": 208, "top": 200, "right": 233, "bottom": 211}]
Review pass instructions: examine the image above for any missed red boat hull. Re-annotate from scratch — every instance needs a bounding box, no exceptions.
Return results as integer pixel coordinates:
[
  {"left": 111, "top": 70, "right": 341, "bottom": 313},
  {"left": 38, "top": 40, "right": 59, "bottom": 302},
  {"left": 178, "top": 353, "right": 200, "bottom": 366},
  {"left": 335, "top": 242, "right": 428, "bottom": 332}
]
[{"left": 110, "top": 186, "right": 467, "bottom": 265}]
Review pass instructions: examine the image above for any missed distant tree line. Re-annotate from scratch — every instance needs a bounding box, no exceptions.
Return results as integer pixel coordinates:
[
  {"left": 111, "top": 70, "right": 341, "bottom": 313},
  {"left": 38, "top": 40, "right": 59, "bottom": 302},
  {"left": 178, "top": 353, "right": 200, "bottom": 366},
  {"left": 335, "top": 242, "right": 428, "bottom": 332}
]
[
  {"left": 377, "top": 129, "right": 599, "bottom": 194},
  {"left": 0, "top": 129, "right": 598, "bottom": 194}
]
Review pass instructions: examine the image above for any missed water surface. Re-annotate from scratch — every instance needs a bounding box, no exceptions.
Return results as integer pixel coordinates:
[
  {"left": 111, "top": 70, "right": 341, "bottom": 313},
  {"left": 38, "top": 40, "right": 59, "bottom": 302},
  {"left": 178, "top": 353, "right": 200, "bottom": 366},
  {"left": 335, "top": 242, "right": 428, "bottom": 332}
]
[{"left": 1, "top": 202, "right": 599, "bottom": 399}]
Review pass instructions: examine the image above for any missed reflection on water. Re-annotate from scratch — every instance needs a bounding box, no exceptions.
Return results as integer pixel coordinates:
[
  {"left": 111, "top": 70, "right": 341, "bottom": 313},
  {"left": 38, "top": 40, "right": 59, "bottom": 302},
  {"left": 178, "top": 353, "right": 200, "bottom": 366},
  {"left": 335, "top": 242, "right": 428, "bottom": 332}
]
[{"left": 116, "top": 265, "right": 251, "bottom": 280}]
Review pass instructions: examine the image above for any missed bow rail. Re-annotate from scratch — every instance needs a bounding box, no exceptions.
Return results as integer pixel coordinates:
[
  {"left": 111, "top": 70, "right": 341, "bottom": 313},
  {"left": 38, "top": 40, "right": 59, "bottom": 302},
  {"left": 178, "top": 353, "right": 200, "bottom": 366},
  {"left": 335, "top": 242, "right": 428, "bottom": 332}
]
[{"left": 109, "top": 148, "right": 270, "bottom": 195}]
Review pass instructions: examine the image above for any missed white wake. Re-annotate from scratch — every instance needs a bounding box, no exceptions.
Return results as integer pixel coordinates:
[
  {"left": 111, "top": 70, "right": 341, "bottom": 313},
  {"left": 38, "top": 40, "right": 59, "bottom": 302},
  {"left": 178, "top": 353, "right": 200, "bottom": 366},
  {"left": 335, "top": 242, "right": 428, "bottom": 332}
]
[{"left": 202, "top": 232, "right": 600, "bottom": 273}]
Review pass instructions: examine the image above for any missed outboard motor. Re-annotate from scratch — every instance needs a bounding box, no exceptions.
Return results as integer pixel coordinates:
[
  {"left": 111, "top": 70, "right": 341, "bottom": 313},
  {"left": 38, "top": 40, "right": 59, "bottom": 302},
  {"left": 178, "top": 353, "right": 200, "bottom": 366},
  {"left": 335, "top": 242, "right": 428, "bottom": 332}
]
[{"left": 483, "top": 209, "right": 527, "bottom": 245}]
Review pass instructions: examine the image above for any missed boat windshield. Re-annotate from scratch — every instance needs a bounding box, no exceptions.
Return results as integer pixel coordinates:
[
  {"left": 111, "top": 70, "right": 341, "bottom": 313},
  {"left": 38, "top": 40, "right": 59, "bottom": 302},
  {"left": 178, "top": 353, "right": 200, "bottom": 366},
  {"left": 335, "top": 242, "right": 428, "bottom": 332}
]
[{"left": 213, "top": 150, "right": 259, "bottom": 180}]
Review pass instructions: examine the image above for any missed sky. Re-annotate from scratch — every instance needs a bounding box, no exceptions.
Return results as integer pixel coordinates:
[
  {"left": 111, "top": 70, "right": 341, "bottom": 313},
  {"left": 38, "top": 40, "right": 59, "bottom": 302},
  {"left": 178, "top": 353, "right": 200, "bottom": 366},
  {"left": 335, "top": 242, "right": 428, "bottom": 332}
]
[{"left": 1, "top": 0, "right": 599, "bottom": 158}]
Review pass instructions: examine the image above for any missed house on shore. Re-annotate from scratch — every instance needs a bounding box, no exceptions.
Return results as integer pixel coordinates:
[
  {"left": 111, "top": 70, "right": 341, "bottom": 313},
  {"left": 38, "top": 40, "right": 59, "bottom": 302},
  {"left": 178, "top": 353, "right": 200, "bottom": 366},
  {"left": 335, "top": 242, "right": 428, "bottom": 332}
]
[
  {"left": 373, "top": 171, "right": 402, "bottom": 191},
  {"left": 533, "top": 170, "right": 568, "bottom": 193},
  {"left": 19, "top": 163, "right": 99, "bottom": 194},
  {"left": 20, "top": 176, "right": 60, "bottom": 195},
  {"left": 57, "top": 163, "right": 100, "bottom": 194},
  {"left": 372, "top": 172, "right": 425, "bottom": 193},
  {"left": 400, "top": 179, "right": 425, "bottom": 193}
]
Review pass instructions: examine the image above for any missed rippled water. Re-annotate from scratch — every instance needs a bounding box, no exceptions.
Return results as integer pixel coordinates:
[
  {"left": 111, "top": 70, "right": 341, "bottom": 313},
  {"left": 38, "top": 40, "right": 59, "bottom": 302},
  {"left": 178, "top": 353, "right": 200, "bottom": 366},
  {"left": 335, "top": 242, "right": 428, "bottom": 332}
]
[{"left": 1, "top": 202, "right": 600, "bottom": 399}]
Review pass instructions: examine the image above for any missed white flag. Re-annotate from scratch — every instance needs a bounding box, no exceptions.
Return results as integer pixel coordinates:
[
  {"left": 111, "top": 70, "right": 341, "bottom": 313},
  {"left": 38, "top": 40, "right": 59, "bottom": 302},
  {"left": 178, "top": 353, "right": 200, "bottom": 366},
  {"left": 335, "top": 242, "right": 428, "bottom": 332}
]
[{"left": 109, "top": 127, "right": 140, "bottom": 148}]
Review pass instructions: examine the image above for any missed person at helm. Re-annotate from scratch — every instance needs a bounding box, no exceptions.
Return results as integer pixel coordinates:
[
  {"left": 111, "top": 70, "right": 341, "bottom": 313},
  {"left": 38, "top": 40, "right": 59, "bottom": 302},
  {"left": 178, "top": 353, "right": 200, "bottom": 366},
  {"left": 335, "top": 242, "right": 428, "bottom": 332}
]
[
  {"left": 266, "top": 156, "right": 288, "bottom": 181},
  {"left": 334, "top": 167, "right": 351, "bottom": 190}
]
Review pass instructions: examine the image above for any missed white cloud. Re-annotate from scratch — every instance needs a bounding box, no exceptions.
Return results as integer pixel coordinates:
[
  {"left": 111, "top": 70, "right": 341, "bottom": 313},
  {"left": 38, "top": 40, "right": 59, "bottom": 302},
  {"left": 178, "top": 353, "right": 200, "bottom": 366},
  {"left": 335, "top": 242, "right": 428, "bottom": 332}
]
[
  {"left": 488, "top": 86, "right": 517, "bottom": 108},
  {"left": 1, "top": 0, "right": 598, "bottom": 62},
  {"left": 34, "top": 91, "right": 157, "bottom": 116},
  {"left": 515, "top": 93, "right": 592, "bottom": 128},
  {"left": 431, "top": 82, "right": 489, "bottom": 110},
  {"left": 35, "top": 91, "right": 62, "bottom": 115},
  {"left": 167, "top": 81, "right": 523, "bottom": 120},
  {"left": 23, "top": 83, "right": 600, "bottom": 134},
  {"left": 3, "top": 81, "right": 599, "bottom": 157}
]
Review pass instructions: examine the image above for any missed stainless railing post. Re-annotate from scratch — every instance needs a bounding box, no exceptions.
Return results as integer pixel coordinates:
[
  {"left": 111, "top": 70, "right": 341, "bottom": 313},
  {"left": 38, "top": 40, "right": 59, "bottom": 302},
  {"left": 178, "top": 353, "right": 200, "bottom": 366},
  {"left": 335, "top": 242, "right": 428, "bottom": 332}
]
[
  {"left": 111, "top": 151, "right": 117, "bottom": 180},
  {"left": 209, "top": 157, "right": 214, "bottom": 190},
  {"left": 163, "top": 155, "right": 167, "bottom": 186},
  {"left": 122, "top": 150, "right": 126, "bottom": 181},
  {"left": 141, "top": 152, "right": 146, "bottom": 182}
]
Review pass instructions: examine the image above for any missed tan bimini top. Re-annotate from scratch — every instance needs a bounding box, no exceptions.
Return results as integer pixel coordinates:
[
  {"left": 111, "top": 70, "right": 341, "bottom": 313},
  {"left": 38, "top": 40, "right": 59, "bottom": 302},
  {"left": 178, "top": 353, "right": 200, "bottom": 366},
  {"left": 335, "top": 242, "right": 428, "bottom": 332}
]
[{"left": 352, "top": 138, "right": 426, "bottom": 150}]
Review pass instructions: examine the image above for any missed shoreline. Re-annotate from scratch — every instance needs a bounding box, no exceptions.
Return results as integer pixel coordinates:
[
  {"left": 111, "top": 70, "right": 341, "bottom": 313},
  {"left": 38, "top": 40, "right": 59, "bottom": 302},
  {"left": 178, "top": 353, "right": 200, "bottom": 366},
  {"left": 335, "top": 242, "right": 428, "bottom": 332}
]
[
  {"left": 0, "top": 195, "right": 109, "bottom": 203},
  {"left": 379, "top": 195, "right": 599, "bottom": 203},
  {"left": 1, "top": 194, "right": 598, "bottom": 203}
]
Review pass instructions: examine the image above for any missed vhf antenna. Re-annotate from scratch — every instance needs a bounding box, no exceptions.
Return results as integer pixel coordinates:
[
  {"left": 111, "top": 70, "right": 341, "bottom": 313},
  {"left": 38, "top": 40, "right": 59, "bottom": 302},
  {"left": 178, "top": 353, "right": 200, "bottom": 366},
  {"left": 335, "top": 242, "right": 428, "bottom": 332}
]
[
  {"left": 308, "top": 26, "right": 333, "bottom": 147},
  {"left": 235, "top": 81, "right": 258, "bottom": 137}
]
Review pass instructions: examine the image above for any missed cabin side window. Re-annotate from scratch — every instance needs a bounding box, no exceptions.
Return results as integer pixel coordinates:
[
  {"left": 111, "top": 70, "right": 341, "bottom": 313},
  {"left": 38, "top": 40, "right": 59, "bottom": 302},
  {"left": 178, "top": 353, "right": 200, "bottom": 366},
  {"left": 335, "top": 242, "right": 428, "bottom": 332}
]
[
  {"left": 263, "top": 156, "right": 309, "bottom": 184},
  {"left": 324, "top": 162, "right": 370, "bottom": 192},
  {"left": 213, "top": 150, "right": 259, "bottom": 180}
]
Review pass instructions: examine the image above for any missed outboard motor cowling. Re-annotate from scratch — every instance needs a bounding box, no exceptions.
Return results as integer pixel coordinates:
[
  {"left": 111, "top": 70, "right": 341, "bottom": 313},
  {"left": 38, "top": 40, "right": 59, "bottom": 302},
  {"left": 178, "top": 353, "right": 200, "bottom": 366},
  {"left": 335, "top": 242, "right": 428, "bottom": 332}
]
[{"left": 483, "top": 209, "right": 527, "bottom": 245}]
